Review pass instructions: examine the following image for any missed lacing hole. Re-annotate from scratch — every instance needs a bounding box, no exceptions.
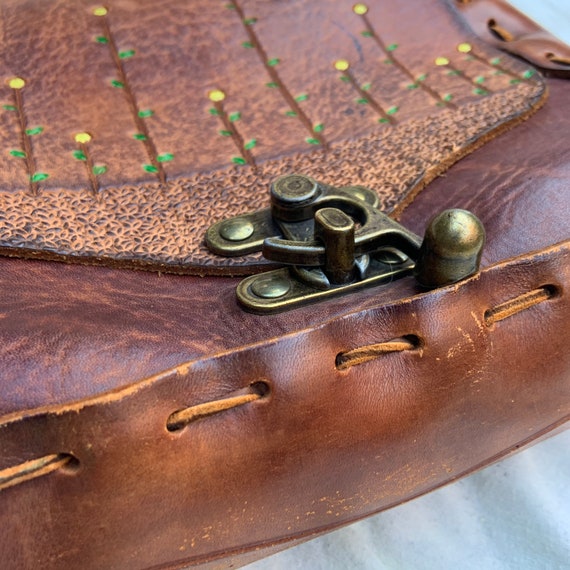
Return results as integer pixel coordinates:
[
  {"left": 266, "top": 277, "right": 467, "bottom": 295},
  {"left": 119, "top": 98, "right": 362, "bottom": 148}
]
[
  {"left": 545, "top": 52, "right": 570, "bottom": 67},
  {"left": 487, "top": 19, "right": 514, "bottom": 42},
  {"left": 250, "top": 379, "right": 271, "bottom": 397},
  {"left": 61, "top": 454, "right": 81, "bottom": 473}
]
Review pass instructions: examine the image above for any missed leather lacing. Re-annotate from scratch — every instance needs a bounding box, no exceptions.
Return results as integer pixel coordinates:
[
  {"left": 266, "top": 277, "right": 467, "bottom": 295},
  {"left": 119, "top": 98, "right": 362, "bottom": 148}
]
[{"left": 0, "top": 285, "right": 559, "bottom": 490}]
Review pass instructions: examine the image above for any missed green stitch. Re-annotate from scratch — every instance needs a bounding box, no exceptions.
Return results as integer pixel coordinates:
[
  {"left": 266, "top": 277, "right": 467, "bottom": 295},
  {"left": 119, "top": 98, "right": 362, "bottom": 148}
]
[
  {"left": 490, "top": 57, "right": 501, "bottom": 65},
  {"left": 209, "top": 108, "right": 221, "bottom": 115},
  {"left": 157, "top": 153, "right": 174, "bottom": 162},
  {"left": 378, "top": 118, "right": 389, "bottom": 123},
  {"left": 138, "top": 109, "right": 154, "bottom": 118},
  {"left": 510, "top": 78, "right": 521, "bottom": 84},
  {"left": 111, "top": 79, "right": 124, "bottom": 88},
  {"left": 242, "top": 41, "right": 254, "bottom": 48},
  {"left": 383, "top": 59, "right": 393, "bottom": 64},
  {"left": 244, "top": 17, "right": 257, "bottom": 25},
  {"left": 305, "top": 137, "right": 320, "bottom": 145},
  {"left": 447, "top": 70, "right": 461, "bottom": 76},
  {"left": 9, "top": 150, "right": 26, "bottom": 158},
  {"left": 361, "top": 83, "right": 371, "bottom": 91},
  {"left": 523, "top": 70, "right": 535, "bottom": 79},
  {"left": 92, "top": 165, "right": 107, "bottom": 175},
  {"left": 229, "top": 112, "right": 241, "bottom": 122},
  {"left": 339, "top": 76, "right": 350, "bottom": 82},
  {"left": 387, "top": 106, "right": 398, "bottom": 114},
  {"left": 473, "top": 87, "right": 488, "bottom": 95},
  {"left": 267, "top": 58, "right": 280, "bottom": 67},
  {"left": 361, "top": 30, "right": 372, "bottom": 37},
  {"left": 407, "top": 83, "right": 419, "bottom": 89},
  {"left": 284, "top": 110, "right": 297, "bottom": 117},
  {"left": 244, "top": 139, "right": 257, "bottom": 150},
  {"left": 3, "top": 104, "right": 17, "bottom": 111},
  {"left": 387, "top": 43, "right": 398, "bottom": 51},
  {"left": 356, "top": 97, "right": 368, "bottom": 104},
  {"left": 443, "top": 93, "right": 453, "bottom": 101},
  {"left": 232, "top": 157, "right": 246, "bottom": 165},
  {"left": 26, "top": 126, "right": 44, "bottom": 136},
  {"left": 73, "top": 150, "right": 87, "bottom": 161},
  {"left": 474, "top": 76, "right": 485, "bottom": 84},
  {"left": 219, "top": 130, "right": 233, "bottom": 137},
  {"left": 313, "top": 123, "right": 324, "bottom": 133},
  {"left": 417, "top": 74, "right": 427, "bottom": 82},
  {"left": 266, "top": 82, "right": 279, "bottom": 88},
  {"left": 143, "top": 164, "right": 159, "bottom": 173},
  {"left": 133, "top": 133, "right": 147, "bottom": 140},
  {"left": 119, "top": 49, "right": 136, "bottom": 59},
  {"left": 95, "top": 36, "right": 109, "bottom": 44},
  {"left": 295, "top": 93, "right": 308, "bottom": 102},
  {"left": 30, "top": 172, "right": 49, "bottom": 182}
]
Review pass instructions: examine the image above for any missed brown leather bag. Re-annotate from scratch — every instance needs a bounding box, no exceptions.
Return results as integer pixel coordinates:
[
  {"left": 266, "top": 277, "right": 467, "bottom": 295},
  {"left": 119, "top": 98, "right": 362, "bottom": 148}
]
[{"left": 0, "top": 1, "right": 568, "bottom": 568}]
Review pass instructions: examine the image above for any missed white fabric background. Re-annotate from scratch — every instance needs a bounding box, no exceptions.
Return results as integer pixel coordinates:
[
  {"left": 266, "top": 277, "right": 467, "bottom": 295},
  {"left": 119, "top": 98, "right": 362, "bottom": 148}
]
[{"left": 249, "top": 3, "right": 570, "bottom": 568}]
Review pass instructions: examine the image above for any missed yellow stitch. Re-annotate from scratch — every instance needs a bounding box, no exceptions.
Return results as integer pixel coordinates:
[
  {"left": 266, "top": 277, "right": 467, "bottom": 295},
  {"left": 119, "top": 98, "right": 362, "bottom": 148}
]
[
  {"left": 334, "top": 59, "right": 350, "bottom": 71},
  {"left": 208, "top": 89, "right": 225, "bottom": 102},
  {"left": 8, "top": 77, "right": 25, "bottom": 89},
  {"left": 435, "top": 57, "right": 450, "bottom": 66},
  {"left": 353, "top": 3, "right": 368, "bottom": 15},
  {"left": 74, "top": 132, "right": 92, "bottom": 144},
  {"left": 93, "top": 6, "right": 108, "bottom": 16},
  {"left": 457, "top": 43, "right": 472, "bottom": 53}
]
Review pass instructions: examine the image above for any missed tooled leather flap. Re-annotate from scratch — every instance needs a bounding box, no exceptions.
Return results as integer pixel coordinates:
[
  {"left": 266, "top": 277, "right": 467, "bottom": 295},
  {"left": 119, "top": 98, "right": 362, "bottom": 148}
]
[{"left": 0, "top": 0, "right": 546, "bottom": 274}]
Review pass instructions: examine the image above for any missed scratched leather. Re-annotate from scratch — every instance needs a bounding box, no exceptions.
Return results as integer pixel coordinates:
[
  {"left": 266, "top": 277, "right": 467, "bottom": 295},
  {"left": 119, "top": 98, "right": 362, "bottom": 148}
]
[{"left": 0, "top": 0, "right": 546, "bottom": 273}]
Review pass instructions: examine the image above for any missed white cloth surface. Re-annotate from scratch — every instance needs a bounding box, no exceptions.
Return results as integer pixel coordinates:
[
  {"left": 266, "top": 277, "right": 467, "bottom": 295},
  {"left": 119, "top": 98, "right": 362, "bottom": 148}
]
[{"left": 249, "top": 3, "right": 570, "bottom": 568}]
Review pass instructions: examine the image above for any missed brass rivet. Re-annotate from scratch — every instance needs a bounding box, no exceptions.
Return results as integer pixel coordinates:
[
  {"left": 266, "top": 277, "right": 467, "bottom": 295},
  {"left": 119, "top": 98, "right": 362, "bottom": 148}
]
[
  {"left": 271, "top": 174, "right": 318, "bottom": 205},
  {"left": 219, "top": 219, "right": 254, "bottom": 242},
  {"left": 251, "top": 275, "right": 291, "bottom": 299}
]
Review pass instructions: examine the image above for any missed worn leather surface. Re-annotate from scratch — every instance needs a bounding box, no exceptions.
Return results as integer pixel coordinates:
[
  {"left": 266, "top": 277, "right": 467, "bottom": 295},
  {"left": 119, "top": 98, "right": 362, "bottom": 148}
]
[
  {"left": 0, "top": 0, "right": 547, "bottom": 273},
  {"left": 0, "top": 2, "right": 569, "bottom": 570}
]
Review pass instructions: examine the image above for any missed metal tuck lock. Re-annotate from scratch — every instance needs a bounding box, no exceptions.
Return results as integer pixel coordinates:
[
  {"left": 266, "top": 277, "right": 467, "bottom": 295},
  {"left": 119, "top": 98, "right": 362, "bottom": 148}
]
[{"left": 206, "top": 174, "right": 485, "bottom": 313}]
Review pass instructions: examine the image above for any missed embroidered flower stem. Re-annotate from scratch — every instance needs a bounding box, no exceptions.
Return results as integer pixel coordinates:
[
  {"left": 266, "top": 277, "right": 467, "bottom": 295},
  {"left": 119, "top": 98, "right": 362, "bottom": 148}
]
[
  {"left": 353, "top": 3, "right": 456, "bottom": 109},
  {"left": 208, "top": 90, "right": 257, "bottom": 168},
  {"left": 93, "top": 7, "right": 169, "bottom": 184},
  {"left": 434, "top": 56, "right": 493, "bottom": 96},
  {"left": 227, "top": 0, "right": 327, "bottom": 148},
  {"left": 72, "top": 132, "right": 107, "bottom": 196},
  {"left": 5, "top": 78, "right": 48, "bottom": 195},
  {"left": 334, "top": 60, "right": 397, "bottom": 124}
]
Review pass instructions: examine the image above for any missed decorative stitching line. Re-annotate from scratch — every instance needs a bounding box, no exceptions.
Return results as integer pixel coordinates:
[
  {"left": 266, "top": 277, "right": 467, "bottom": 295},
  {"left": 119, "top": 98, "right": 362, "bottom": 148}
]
[
  {"left": 353, "top": 3, "right": 457, "bottom": 109},
  {"left": 336, "top": 337, "right": 418, "bottom": 370},
  {"left": 93, "top": 6, "right": 172, "bottom": 184},
  {"left": 208, "top": 89, "right": 257, "bottom": 168},
  {"left": 434, "top": 55, "right": 493, "bottom": 96},
  {"left": 0, "top": 453, "right": 77, "bottom": 492},
  {"left": 226, "top": 0, "right": 327, "bottom": 148},
  {"left": 334, "top": 60, "right": 398, "bottom": 124},
  {"left": 167, "top": 381, "right": 269, "bottom": 431},
  {"left": 4, "top": 77, "right": 48, "bottom": 195},
  {"left": 484, "top": 285, "right": 556, "bottom": 326}
]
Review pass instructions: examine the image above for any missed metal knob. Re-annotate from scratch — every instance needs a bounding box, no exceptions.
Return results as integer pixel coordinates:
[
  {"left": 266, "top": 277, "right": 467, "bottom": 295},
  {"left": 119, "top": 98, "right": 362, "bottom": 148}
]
[
  {"left": 414, "top": 209, "right": 485, "bottom": 288},
  {"left": 270, "top": 174, "right": 320, "bottom": 222}
]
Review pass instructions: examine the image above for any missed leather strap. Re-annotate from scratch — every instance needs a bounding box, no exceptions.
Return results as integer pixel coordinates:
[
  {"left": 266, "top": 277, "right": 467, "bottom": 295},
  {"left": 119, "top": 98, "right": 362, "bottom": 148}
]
[{"left": 1, "top": 240, "right": 568, "bottom": 569}]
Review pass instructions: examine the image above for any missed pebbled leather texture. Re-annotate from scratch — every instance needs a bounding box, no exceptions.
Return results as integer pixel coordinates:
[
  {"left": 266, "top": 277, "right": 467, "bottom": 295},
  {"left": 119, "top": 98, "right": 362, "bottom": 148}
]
[
  {"left": 0, "top": 1, "right": 568, "bottom": 570},
  {"left": 0, "top": 0, "right": 547, "bottom": 273}
]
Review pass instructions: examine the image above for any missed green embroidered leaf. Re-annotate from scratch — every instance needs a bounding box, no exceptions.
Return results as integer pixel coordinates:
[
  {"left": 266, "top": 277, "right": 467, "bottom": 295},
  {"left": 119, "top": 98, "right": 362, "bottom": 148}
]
[
  {"left": 133, "top": 133, "right": 147, "bottom": 140},
  {"left": 138, "top": 109, "right": 154, "bottom": 118},
  {"left": 387, "top": 106, "right": 398, "bottom": 115},
  {"left": 443, "top": 93, "right": 453, "bottom": 102},
  {"left": 73, "top": 150, "right": 87, "bottom": 161},
  {"left": 219, "top": 130, "right": 233, "bottom": 137},
  {"left": 232, "top": 156, "right": 246, "bottom": 165},
  {"left": 284, "top": 110, "right": 297, "bottom": 117},
  {"left": 361, "top": 30, "right": 373, "bottom": 37},
  {"left": 119, "top": 49, "right": 135, "bottom": 59},
  {"left": 305, "top": 137, "right": 320, "bottom": 145},
  {"left": 474, "top": 76, "right": 485, "bottom": 84},
  {"left": 522, "top": 70, "right": 535, "bottom": 79},
  {"left": 267, "top": 58, "right": 280, "bottom": 67},
  {"left": 378, "top": 117, "right": 389, "bottom": 124},
  {"left": 313, "top": 123, "right": 324, "bottom": 133},
  {"left": 493, "top": 70, "right": 505, "bottom": 76},
  {"left": 473, "top": 87, "right": 488, "bottom": 95},
  {"left": 447, "top": 70, "right": 461, "bottom": 76},
  {"left": 266, "top": 82, "right": 279, "bottom": 88},
  {"left": 509, "top": 79, "right": 521, "bottom": 85},
  {"left": 406, "top": 83, "right": 419, "bottom": 89},
  {"left": 209, "top": 107, "right": 221, "bottom": 115},
  {"left": 225, "top": 3, "right": 236, "bottom": 8},
  {"left": 30, "top": 172, "right": 49, "bottom": 182},
  {"left": 490, "top": 57, "right": 501, "bottom": 66},
  {"left": 339, "top": 75, "right": 350, "bottom": 82},
  {"left": 143, "top": 164, "right": 159, "bottom": 173},
  {"left": 243, "top": 17, "right": 257, "bottom": 25},
  {"left": 417, "top": 73, "right": 427, "bottom": 82},
  {"left": 356, "top": 97, "right": 369, "bottom": 104},
  {"left": 387, "top": 43, "right": 398, "bottom": 51},
  {"left": 92, "top": 165, "right": 107, "bottom": 175},
  {"left": 25, "top": 126, "right": 43, "bottom": 136},
  {"left": 111, "top": 79, "right": 124, "bottom": 88},
  {"left": 229, "top": 112, "right": 241, "bottom": 122},
  {"left": 383, "top": 58, "right": 393, "bottom": 65},
  {"left": 361, "top": 82, "right": 371, "bottom": 91},
  {"left": 295, "top": 93, "right": 308, "bottom": 102},
  {"left": 3, "top": 104, "right": 17, "bottom": 111},
  {"left": 244, "top": 139, "right": 257, "bottom": 150},
  {"left": 9, "top": 150, "right": 26, "bottom": 158},
  {"left": 157, "top": 153, "right": 174, "bottom": 162},
  {"left": 95, "top": 36, "right": 109, "bottom": 44},
  {"left": 242, "top": 41, "right": 254, "bottom": 48}
]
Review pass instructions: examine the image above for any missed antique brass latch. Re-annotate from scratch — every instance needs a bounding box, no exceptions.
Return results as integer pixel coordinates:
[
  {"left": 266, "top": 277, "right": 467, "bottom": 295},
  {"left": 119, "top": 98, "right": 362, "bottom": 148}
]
[{"left": 206, "top": 175, "right": 485, "bottom": 313}]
